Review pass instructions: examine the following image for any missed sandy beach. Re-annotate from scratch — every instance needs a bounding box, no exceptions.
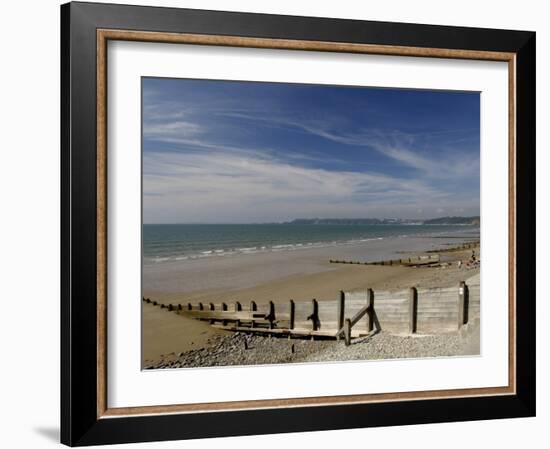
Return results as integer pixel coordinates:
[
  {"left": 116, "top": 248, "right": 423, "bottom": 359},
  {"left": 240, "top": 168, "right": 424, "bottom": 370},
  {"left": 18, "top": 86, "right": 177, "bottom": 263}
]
[
  {"left": 143, "top": 233, "right": 477, "bottom": 296},
  {"left": 142, "top": 235, "right": 480, "bottom": 367}
]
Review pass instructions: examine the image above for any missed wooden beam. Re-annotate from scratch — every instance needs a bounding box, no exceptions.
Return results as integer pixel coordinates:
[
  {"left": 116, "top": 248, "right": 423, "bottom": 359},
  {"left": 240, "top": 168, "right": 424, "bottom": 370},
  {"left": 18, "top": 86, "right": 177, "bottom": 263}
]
[
  {"left": 212, "top": 324, "right": 365, "bottom": 338},
  {"left": 335, "top": 296, "right": 371, "bottom": 338},
  {"left": 234, "top": 301, "right": 242, "bottom": 326},
  {"left": 458, "top": 281, "right": 469, "bottom": 328},
  {"left": 267, "top": 301, "right": 275, "bottom": 329},
  {"left": 185, "top": 309, "right": 290, "bottom": 322},
  {"left": 289, "top": 299, "right": 295, "bottom": 330},
  {"left": 250, "top": 301, "right": 257, "bottom": 328},
  {"left": 337, "top": 291, "right": 345, "bottom": 339},
  {"left": 408, "top": 287, "right": 418, "bottom": 334},
  {"left": 308, "top": 299, "right": 319, "bottom": 331},
  {"left": 344, "top": 318, "right": 351, "bottom": 346},
  {"left": 367, "top": 288, "right": 374, "bottom": 332}
]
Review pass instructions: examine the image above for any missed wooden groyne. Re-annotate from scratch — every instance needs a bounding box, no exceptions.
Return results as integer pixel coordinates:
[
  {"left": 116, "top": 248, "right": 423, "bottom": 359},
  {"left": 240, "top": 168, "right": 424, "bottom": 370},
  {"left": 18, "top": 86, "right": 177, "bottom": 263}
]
[
  {"left": 426, "top": 240, "right": 479, "bottom": 253},
  {"left": 143, "top": 275, "right": 480, "bottom": 345},
  {"left": 329, "top": 254, "right": 440, "bottom": 267},
  {"left": 329, "top": 241, "right": 479, "bottom": 266}
]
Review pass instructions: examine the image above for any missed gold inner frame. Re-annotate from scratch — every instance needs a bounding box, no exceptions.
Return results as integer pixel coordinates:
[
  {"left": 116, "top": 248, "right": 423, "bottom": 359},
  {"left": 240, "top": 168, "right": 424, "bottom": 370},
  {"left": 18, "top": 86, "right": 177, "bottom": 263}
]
[{"left": 96, "top": 29, "right": 517, "bottom": 419}]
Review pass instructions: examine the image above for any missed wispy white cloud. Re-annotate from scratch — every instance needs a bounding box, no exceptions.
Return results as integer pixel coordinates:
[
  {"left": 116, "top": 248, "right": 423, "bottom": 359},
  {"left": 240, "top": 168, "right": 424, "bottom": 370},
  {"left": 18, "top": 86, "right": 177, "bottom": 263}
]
[
  {"left": 217, "top": 112, "right": 479, "bottom": 181},
  {"left": 143, "top": 149, "right": 476, "bottom": 223},
  {"left": 144, "top": 120, "right": 203, "bottom": 139}
]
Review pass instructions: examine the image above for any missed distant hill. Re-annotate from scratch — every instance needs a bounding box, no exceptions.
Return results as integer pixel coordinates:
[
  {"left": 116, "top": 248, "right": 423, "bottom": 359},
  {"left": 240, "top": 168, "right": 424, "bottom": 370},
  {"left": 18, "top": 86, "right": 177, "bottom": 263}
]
[
  {"left": 286, "top": 216, "right": 479, "bottom": 225},
  {"left": 287, "top": 218, "right": 421, "bottom": 225},
  {"left": 422, "top": 216, "right": 480, "bottom": 225}
]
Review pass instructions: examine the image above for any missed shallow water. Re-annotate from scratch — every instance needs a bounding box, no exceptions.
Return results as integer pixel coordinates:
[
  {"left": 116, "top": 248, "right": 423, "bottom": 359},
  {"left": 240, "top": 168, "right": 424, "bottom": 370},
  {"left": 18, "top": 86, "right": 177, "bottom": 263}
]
[{"left": 143, "top": 223, "right": 479, "bottom": 265}]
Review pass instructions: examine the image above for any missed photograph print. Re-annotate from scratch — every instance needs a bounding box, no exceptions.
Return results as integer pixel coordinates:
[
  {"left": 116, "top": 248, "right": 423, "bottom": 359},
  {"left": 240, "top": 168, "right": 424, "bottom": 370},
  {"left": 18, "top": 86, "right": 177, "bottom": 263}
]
[{"left": 141, "top": 78, "right": 481, "bottom": 370}]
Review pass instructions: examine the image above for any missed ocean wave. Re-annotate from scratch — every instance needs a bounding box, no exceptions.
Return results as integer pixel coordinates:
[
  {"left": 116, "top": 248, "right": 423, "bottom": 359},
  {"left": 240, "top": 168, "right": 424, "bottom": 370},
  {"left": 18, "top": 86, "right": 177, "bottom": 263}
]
[{"left": 144, "top": 236, "right": 393, "bottom": 264}]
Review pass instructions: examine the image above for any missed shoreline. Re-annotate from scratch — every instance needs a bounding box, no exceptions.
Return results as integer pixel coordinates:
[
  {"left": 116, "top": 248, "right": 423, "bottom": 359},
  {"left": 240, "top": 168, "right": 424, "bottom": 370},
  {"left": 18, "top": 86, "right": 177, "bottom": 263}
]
[
  {"left": 143, "top": 224, "right": 480, "bottom": 266},
  {"left": 142, "top": 240, "right": 480, "bottom": 366},
  {"left": 143, "top": 232, "right": 478, "bottom": 296}
]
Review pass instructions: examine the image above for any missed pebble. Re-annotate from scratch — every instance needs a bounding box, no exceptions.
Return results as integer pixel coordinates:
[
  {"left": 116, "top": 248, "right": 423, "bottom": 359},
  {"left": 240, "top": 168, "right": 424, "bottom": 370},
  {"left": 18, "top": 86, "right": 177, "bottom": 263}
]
[{"left": 144, "top": 326, "right": 478, "bottom": 369}]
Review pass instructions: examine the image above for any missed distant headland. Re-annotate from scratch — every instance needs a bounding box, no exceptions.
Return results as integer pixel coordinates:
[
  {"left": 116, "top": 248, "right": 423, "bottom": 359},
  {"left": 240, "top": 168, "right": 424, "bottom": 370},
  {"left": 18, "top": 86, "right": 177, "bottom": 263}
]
[{"left": 285, "top": 216, "right": 480, "bottom": 225}]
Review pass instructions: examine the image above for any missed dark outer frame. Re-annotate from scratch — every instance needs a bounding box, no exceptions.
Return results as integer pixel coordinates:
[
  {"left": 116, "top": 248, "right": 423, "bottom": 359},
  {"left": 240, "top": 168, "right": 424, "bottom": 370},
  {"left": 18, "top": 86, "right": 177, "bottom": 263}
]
[{"left": 61, "top": 1, "right": 536, "bottom": 446}]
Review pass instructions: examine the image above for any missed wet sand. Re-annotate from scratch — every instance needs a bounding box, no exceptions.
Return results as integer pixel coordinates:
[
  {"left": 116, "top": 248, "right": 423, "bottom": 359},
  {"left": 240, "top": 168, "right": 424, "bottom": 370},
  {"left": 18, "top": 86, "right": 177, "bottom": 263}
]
[{"left": 143, "top": 233, "right": 478, "bottom": 296}]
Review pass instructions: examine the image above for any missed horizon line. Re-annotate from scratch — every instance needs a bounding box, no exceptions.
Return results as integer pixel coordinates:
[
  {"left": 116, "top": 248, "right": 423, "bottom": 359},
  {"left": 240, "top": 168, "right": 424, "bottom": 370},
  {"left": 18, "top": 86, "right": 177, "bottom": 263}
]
[{"left": 143, "top": 215, "right": 480, "bottom": 226}]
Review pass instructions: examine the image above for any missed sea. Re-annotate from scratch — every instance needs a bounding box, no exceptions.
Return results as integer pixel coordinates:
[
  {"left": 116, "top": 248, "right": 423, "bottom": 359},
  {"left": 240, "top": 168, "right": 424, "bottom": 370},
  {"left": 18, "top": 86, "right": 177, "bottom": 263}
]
[{"left": 143, "top": 224, "right": 479, "bottom": 265}]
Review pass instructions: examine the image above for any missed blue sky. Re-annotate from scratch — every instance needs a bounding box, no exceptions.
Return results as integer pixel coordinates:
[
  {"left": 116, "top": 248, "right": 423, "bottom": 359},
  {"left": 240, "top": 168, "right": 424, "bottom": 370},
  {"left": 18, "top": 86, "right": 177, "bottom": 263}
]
[{"left": 143, "top": 77, "right": 480, "bottom": 224}]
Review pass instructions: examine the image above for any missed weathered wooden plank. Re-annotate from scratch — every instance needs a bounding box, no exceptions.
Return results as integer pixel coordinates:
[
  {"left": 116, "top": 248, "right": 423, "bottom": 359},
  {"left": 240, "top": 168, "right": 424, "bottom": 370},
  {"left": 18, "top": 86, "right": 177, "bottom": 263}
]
[
  {"left": 184, "top": 309, "right": 291, "bottom": 322},
  {"left": 374, "top": 291, "right": 409, "bottom": 300},
  {"left": 416, "top": 317, "right": 458, "bottom": 323},
  {"left": 418, "top": 292, "right": 459, "bottom": 299},
  {"left": 212, "top": 324, "right": 370, "bottom": 338},
  {"left": 374, "top": 304, "right": 410, "bottom": 312},
  {"left": 375, "top": 314, "right": 410, "bottom": 321},
  {"left": 417, "top": 306, "right": 459, "bottom": 314}
]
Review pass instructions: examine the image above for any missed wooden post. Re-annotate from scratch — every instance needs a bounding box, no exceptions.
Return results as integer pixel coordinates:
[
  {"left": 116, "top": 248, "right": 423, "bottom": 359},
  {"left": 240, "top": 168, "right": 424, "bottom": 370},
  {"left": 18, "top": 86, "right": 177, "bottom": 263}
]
[
  {"left": 289, "top": 299, "right": 295, "bottom": 330},
  {"left": 221, "top": 302, "right": 228, "bottom": 326},
  {"left": 408, "top": 287, "right": 418, "bottom": 334},
  {"left": 198, "top": 302, "right": 204, "bottom": 311},
  {"left": 187, "top": 303, "right": 192, "bottom": 310},
  {"left": 337, "top": 291, "right": 345, "bottom": 339},
  {"left": 234, "top": 301, "right": 242, "bottom": 327},
  {"left": 458, "top": 281, "right": 469, "bottom": 328},
  {"left": 250, "top": 301, "right": 257, "bottom": 328},
  {"left": 367, "top": 288, "right": 374, "bottom": 332},
  {"left": 268, "top": 301, "right": 275, "bottom": 329},
  {"left": 168, "top": 304, "right": 173, "bottom": 311},
  {"left": 177, "top": 304, "right": 182, "bottom": 311},
  {"left": 310, "top": 299, "right": 319, "bottom": 331},
  {"left": 344, "top": 318, "right": 351, "bottom": 346},
  {"left": 207, "top": 305, "right": 214, "bottom": 323}
]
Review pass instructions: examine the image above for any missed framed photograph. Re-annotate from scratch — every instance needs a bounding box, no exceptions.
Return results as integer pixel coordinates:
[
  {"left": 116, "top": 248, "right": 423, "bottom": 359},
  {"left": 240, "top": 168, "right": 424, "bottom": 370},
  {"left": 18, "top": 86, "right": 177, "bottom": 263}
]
[{"left": 61, "top": 2, "right": 535, "bottom": 446}]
